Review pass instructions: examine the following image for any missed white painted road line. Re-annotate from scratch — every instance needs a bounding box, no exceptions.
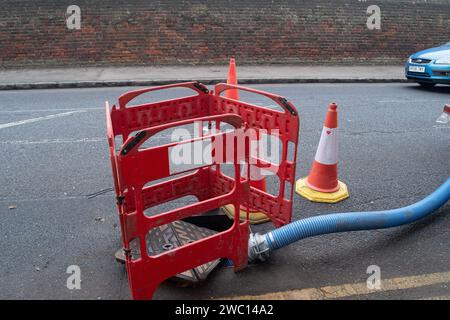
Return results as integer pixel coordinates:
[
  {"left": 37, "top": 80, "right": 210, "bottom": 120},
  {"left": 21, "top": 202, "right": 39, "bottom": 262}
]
[
  {"left": 0, "top": 135, "right": 179, "bottom": 146},
  {"left": 377, "top": 99, "right": 448, "bottom": 104},
  {"left": 0, "top": 107, "right": 102, "bottom": 114},
  {"left": 0, "top": 137, "right": 105, "bottom": 145},
  {"left": 0, "top": 110, "right": 86, "bottom": 130},
  {"left": 420, "top": 295, "right": 450, "bottom": 300}
]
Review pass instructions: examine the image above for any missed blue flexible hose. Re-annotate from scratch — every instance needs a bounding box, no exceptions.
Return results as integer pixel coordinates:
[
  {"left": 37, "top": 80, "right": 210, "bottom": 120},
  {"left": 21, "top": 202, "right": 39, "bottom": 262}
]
[{"left": 265, "top": 178, "right": 450, "bottom": 251}]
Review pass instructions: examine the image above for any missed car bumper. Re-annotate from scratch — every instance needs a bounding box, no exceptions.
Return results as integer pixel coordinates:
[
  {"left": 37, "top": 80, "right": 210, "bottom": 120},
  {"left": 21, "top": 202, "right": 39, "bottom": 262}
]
[{"left": 405, "top": 62, "right": 450, "bottom": 84}]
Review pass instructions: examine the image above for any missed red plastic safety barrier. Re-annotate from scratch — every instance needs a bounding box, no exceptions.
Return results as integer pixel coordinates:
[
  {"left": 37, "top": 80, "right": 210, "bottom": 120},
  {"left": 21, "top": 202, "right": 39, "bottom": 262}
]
[
  {"left": 213, "top": 83, "right": 299, "bottom": 227},
  {"left": 105, "top": 82, "right": 299, "bottom": 299}
]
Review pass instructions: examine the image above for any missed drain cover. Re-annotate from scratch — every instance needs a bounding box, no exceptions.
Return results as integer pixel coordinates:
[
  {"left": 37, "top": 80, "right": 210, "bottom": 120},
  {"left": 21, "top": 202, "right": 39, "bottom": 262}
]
[{"left": 115, "top": 220, "right": 220, "bottom": 284}]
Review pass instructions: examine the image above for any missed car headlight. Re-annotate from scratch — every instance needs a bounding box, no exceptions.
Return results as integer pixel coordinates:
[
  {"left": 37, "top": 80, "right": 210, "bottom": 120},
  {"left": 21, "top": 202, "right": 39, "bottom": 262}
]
[
  {"left": 408, "top": 56, "right": 413, "bottom": 63},
  {"left": 435, "top": 56, "right": 450, "bottom": 64}
]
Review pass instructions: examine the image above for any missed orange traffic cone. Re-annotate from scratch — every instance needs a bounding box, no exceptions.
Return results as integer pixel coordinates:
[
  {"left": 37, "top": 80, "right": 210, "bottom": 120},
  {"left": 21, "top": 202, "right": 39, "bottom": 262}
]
[
  {"left": 222, "top": 58, "right": 270, "bottom": 224},
  {"left": 296, "top": 103, "right": 349, "bottom": 203},
  {"left": 436, "top": 104, "right": 450, "bottom": 124},
  {"left": 226, "top": 58, "right": 239, "bottom": 100}
]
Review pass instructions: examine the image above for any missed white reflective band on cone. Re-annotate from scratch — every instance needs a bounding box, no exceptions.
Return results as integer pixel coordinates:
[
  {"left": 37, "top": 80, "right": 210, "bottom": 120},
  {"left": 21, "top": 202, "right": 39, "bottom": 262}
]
[{"left": 314, "top": 127, "right": 337, "bottom": 165}]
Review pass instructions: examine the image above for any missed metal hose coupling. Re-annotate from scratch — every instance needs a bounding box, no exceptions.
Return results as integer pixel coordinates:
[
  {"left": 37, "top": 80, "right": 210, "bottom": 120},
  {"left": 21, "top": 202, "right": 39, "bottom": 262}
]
[{"left": 248, "top": 233, "right": 271, "bottom": 263}]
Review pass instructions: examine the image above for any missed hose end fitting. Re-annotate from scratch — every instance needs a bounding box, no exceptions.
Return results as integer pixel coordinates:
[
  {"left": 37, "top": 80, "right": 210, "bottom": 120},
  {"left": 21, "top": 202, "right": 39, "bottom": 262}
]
[{"left": 248, "top": 233, "right": 271, "bottom": 263}]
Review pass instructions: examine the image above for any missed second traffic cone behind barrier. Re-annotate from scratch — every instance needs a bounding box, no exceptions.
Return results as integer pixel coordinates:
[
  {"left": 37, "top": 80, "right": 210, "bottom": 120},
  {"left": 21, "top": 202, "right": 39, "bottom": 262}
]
[
  {"left": 225, "top": 58, "right": 239, "bottom": 100},
  {"left": 221, "top": 58, "right": 270, "bottom": 224},
  {"left": 296, "top": 102, "right": 349, "bottom": 203}
]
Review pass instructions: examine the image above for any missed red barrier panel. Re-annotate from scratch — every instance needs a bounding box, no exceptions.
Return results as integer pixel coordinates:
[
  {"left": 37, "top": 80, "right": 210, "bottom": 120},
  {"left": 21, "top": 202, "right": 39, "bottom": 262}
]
[
  {"left": 105, "top": 82, "right": 299, "bottom": 299},
  {"left": 213, "top": 83, "right": 299, "bottom": 227}
]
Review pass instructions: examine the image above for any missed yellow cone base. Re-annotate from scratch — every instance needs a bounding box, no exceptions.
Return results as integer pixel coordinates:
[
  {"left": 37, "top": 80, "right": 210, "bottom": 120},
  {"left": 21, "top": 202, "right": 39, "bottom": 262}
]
[
  {"left": 295, "top": 177, "right": 349, "bottom": 203},
  {"left": 221, "top": 204, "right": 270, "bottom": 225}
]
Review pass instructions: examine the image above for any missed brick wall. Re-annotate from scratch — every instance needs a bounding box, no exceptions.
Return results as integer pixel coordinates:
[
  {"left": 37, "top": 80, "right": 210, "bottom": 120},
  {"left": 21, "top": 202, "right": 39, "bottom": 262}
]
[{"left": 1, "top": 0, "right": 449, "bottom": 68}]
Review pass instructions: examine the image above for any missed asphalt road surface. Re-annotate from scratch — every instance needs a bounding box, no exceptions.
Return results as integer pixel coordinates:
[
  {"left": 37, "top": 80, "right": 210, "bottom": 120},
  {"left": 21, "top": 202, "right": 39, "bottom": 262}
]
[{"left": 0, "top": 83, "right": 449, "bottom": 300}]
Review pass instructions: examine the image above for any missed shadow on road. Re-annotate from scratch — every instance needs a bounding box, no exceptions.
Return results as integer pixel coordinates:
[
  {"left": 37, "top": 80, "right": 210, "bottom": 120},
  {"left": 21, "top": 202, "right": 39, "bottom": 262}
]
[{"left": 404, "top": 84, "right": 450, "bottom": 94}]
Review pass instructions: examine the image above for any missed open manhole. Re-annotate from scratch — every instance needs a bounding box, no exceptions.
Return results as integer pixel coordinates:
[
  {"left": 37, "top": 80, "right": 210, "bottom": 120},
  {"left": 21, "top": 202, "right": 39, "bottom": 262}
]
[{"left": 115, "top": 215, "right": 233, "bottom": 284}]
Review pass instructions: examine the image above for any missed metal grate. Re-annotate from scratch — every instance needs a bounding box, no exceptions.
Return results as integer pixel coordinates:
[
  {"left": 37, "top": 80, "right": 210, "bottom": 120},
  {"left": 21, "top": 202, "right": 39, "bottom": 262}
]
[{"left": 115, "top": 220, "right": 221, "bottom": 284}]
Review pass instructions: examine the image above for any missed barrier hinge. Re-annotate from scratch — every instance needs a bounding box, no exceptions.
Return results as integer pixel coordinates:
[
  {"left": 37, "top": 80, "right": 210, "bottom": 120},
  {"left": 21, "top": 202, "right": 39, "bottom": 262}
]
[
  {"left": 121, "top": 131, "right": 147, "bottom": 155},
  {"left": 279, "top": 97, "right": 297, "bottom": 116},
  {"left": 116, "top": 195, "right": 125, "bottom": 205},
  {"left": 194, "top": 82, "right": 209, "bottom": 94}
]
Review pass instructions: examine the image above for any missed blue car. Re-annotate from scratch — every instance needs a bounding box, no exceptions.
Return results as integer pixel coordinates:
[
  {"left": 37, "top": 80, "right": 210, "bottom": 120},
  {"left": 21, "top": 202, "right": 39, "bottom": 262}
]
[{"left": 405, "top": 41, "right": 450, "bottom": 87}]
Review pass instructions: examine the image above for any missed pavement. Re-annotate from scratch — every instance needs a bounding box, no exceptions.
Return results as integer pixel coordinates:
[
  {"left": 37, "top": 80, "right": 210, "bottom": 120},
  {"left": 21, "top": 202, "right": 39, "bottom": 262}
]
[
  {"left": 0, "top": 82, "right": 449, "bottom": 300},
  {"left": 0, "top": 65, "right": 406, "bottom": 90}
]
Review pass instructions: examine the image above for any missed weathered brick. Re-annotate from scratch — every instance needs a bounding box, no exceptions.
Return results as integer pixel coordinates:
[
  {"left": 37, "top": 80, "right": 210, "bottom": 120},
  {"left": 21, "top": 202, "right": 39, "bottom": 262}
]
[{"left": 0, "top": 0, "right": 448, "bottom": 68}]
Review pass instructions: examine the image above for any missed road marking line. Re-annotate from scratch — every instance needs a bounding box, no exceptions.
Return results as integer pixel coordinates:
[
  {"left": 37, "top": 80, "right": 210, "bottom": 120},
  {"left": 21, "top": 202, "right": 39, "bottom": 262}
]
[
  {"left": 0, "top": 137, "right": 104, "bottom": 145},
  {"left": 1, "top": 134, "right": 177, "bottom": 146},
  {"left": 0, "top": 110, "right": 85, "bottom": 130},
  {"left": 223, "top": 271, "right": 450, "bottom": 300},
  {"left": 419, "top": 295, "right": 450, "bottom": 300},
  {"left": 377, "top": 99, "right": 446, "bottom": 103},
  {"left": 0, "top": 107, "right": 102, "bottom": 114},
  {"left": 0, "top": 195, "right": 111, "bottom": 203}
]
